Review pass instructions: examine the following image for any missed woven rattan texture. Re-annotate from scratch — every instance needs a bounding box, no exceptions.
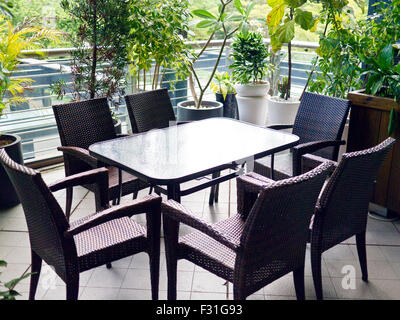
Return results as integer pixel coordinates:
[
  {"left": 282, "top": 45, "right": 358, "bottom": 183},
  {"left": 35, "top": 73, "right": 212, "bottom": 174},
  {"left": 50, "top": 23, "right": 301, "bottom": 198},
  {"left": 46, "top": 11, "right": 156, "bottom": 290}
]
[{"left": 125, "top": 88, "right": 176, "bottom": 133}]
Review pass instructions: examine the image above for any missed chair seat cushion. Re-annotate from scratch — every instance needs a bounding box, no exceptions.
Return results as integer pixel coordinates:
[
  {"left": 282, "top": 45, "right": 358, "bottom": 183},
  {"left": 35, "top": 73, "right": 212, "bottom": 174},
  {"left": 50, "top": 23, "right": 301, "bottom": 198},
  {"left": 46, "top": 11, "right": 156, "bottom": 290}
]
[
  {"left": 73, "top": 216, "right": 147, "bottom": 271},
  {"left": 178, "top": 215, "right": 245, "bottom": 281},
  {"left": 254, "top": 153, "right": 293, "bottom": 180}
]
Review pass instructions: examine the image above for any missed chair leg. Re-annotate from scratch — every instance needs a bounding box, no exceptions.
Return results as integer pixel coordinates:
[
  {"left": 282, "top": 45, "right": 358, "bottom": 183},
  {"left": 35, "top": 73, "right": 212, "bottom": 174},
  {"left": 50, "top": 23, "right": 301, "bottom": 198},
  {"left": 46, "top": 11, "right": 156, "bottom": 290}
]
[
  {"left": 356, "top": 231, "right": 368, "bottom": 282},
  {"left": 293, "top": 266, "right": 305, "bottom": 300},
  {"left": 311, "top": 246, "right": 323, "bottom": 300},
  {"left": 29, "top": 250, "right": 42, "bottom": 300},
  {"left": 133, "top": 191, "right": 138, "bottom": 200},
  {"left": 163, "top": 216, "right": 179, "bottom": 300},
  {"left": 106, "top": 263, "right": 112, "bottom": 269},
  {"left": 65, "top": 187, "right": 73, "bottom": 221},
  {"left": 149, "top": 254, "right": 160, "bottom": 300},
  {"left": 66, "top": 275, "right": 79, "bottom": 300}
]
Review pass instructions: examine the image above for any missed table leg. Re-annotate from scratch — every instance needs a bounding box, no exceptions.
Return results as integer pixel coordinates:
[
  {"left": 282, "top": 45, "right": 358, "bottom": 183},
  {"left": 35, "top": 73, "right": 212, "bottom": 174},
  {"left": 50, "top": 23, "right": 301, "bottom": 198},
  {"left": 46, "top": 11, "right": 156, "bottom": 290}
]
[
  {"left": 167, "top": 183, "right": 181, "bottom": 202},
  {"left": 208, "top": 171, "right": 221, "bottom": 205}
]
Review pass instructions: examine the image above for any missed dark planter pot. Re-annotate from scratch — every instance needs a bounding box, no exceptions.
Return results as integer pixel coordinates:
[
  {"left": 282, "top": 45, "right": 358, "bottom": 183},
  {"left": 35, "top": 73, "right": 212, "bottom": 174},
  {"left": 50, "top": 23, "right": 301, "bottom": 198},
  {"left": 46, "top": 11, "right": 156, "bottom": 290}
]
[
  {"left": 0, "top": 134, "right": 24, "bottom": 208},
  {"left": 114, "top": 119, "right": 122, "bottom": 135},
  {"left": 177, "top": 100, "right": 223, "bottom": 122},
  {"left": 216, "top": 93, "right": 239, "bottom": 119}
]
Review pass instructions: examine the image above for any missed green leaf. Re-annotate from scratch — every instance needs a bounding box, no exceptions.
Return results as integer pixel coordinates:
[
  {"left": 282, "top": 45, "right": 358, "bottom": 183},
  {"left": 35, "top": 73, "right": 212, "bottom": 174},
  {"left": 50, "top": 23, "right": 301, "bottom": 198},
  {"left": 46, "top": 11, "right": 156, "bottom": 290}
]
[
  {"left": 388, "top": 107, "right": 398, "bottom": 136},
  {"left": 284, "top": 0, "right": 306, "bottom": 8},
  {"left": 275, "top": 20, "right": 295, "bottom": 44},
  {"left": 267, "top": 0, "right": 285, "bottom": 7},
  {"left": 4, "top": 273, "right": 32, "bottom": 290},
  {"left": 267, "top": 3, "right": 286, "bottom": 28},
  {"left": 196, "top": 20, "right": 216, "bottom": 28},
  {"left": 370, "top": 76, "right": 385, "bottom": 96},
  {"left": 377, "top": 44, "right": 394, "bottom": 72},
  {"left": 294, "top": 9, "right": 314, "bottom": 30},
  {"left": 245, "top": 2, "right": 256, "bottom": 17},
  {"left": 234, "top": 0, "right": 244, "bottom": 14},
  {"left": 192, "top": 9, "right": 217, "bottom": 20},
  {"left": 0, "top": 261, "right": 7, "bottom": 267}
]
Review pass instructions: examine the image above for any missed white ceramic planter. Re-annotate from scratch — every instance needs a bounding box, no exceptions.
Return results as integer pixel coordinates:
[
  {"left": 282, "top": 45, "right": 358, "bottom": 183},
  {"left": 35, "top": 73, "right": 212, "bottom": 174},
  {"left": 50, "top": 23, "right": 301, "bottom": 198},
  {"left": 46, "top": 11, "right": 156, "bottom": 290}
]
[
  {"left": 267, "top": 96, "right": 300, "bottom": 126},
  {"left": 236, "top": 95, "right": 269, "bottom": 126},
  {"left": 235, "top": 82, "right": 270, "bottom": 97}
]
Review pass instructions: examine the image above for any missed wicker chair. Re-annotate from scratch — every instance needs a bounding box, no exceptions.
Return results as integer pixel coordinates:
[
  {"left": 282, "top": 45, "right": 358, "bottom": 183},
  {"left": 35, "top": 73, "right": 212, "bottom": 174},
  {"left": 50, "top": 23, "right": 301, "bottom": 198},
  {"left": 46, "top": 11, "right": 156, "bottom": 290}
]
[
  {"left": 125, "top": 88, "right": 220, "bottom": 205},
  {"left": 162, "top": 161, "right": 334, "bottom": 300},
  {"left": 254, "top": 92, "right": 350, "bottom": 180},
  {"left": 52, "top": 98, "right": 148, "bottom": 220},
  {"left": 0, "top": 148, "right": 161, "bottom": 300},
  {"left": 307, "top": 137, "right": 395, "bottom": 300}
]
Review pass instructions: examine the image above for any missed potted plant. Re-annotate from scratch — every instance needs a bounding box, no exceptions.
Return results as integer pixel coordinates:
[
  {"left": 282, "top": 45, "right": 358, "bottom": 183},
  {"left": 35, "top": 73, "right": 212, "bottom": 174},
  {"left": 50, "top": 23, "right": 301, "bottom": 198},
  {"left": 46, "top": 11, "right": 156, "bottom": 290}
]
[
  {"left": 0, "top": 16, "right": 58, "bottom": 208},
  {"left": 128, "top": 0, "right": 191, "bottom": 104},
  {"left": 210, "top": 71, "right": 238, "bottom": 119},
  {"left": 52, "top": 0, "right": 133, "bottom": 131},
  {"left": 229, "top": 30, "right": 271, "bottom": 125},
  {"left": 266, "top": 0, "right": 318, "bottom": 125},
  {"left": 177, "top": 0, "right": 254, "bottom": 121}
]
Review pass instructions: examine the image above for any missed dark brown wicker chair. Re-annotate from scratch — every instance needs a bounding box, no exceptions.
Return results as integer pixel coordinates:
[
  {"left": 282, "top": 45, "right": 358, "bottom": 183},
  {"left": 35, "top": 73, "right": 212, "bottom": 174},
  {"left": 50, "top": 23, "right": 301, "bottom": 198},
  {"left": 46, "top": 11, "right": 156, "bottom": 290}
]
[
  {"left": 125, "top": 88, "right": 176, "bottom": 133},
  {"left": 307, "top": 137, "right": 395, "bottom": 300},
  {"left": 124, "top": 88, "right": 220, "bottom": 205},
  {"left": 52, "top": 98, "right": 148, "bottom": 220},
  {"left": 162, "top": 161, "right": 334, "bottom": 300},
  {"left": 254, "top": 92, "right": 350, "bottom": 180},
  {"left": 0, "top": 148, "right": 161, "bottom": 300}
]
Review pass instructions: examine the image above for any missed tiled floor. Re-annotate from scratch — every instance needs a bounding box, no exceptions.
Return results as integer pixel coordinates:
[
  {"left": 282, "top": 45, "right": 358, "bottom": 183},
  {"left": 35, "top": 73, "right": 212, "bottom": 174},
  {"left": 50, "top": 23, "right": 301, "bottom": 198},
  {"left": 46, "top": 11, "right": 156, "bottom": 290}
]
[{"left": 1, "top": 165, "right": 400, "bottom": 300}]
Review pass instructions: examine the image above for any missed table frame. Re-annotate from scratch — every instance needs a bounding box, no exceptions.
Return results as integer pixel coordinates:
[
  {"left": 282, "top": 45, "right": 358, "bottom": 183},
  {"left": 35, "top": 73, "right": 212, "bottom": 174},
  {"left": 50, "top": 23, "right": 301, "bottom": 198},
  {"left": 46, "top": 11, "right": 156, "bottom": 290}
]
[{"left": 89, "top": 120, "right": 299, "bottom": 202}]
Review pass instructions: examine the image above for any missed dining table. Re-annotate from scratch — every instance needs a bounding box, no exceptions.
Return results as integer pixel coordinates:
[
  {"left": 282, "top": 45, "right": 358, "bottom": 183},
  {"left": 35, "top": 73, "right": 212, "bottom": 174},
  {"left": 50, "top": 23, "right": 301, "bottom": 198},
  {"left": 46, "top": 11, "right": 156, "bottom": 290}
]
[{"left": 89, "top": 118, "right": 300, "bottom": 202}]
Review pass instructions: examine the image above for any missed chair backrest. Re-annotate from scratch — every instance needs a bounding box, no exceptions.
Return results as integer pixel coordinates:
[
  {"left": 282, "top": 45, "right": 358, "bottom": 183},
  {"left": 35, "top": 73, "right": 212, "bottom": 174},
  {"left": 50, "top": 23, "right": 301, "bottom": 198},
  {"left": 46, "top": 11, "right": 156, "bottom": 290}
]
[
  {"left": 316, "top": 137, "right": 395, "bottom": 250},
  {"left": 292, "top": 92, "right": 350, "bottom": 160},
  {"left": 52, "top": 98, "right": 117, "bottom": 150},
  {"left": 235, "top": 161, "right": 334, "bottom": 294},
  {"left": 124, "top": 88, "right": 176, "bottom": 133},
  {"left": 0, "top": 149, "right": 75, "bottom": 280}
]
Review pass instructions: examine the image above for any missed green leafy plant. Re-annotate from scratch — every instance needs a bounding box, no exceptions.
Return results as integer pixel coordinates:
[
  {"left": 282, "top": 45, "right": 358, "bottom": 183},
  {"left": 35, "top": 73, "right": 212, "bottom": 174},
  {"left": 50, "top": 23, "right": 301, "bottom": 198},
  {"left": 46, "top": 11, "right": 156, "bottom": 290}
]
[
  {"left": 278, "top": 76, "right": 289, "bottom": 99},
  {"left": 229, "top": 30, "right": 271, "bottom": 85},
  {"left": 306, "top": 0, "right": 366, "bottom": 98},
  {"left": 128, "top": 0, "right": 191, "bottom": 92},
  {"left": 210, "top": 71, "right": 236, "bottom": 100},
  {"left": 60, "top": 0, "right": 132, "bottom": 101},
  {"left": 188, "top": 0, "right": 254, "bottom": 108},
  {"left": 0, "top": 260, "right": 33, "bottom": 300},
  {"left": 360, "top": 44, "right": 400, "bottom": 135},
  {"left": 0, "top": 16, "right": 59, "bottom": 117},
  {"left": 0, "top": 0, "right": 13, "bottom": 17},
  {"left": 266, "top": 0, "right": 318, "bottom": 100}
]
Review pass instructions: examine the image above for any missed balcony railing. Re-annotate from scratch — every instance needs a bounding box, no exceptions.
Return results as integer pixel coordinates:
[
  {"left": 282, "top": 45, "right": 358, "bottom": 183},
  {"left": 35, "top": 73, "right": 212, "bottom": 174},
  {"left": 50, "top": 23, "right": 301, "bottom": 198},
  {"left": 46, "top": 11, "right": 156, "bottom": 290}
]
[{"left": 0, "top": 39, "right": 318, "bottom": 166}]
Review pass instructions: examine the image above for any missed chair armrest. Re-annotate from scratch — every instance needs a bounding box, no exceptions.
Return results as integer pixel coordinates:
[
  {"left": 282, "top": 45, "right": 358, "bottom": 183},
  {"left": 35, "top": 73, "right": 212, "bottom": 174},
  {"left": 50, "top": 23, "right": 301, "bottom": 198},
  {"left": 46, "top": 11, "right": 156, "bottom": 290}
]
[
  {"left": 301, "top": 153, "right": 338, "bottom": 175},
  {"left": 161, "top": 200, "right": 239, "bottom": 251},
  {"left": 65, "top": 195, "right": 161, "bottom": 237},
  {"left": 49, "top": 167, "right": 109, "bottom": 193},
  {"left": 58, "top": 146, "right": 99, "bottom": 168},
  {"left": 292, "top": 140, "right": 345, "bottom": 176},
  {"left": 236, "top": 172, "right": 274, "bottom": 218},
  {"left": 267, "top": 124, "right": 294, "bottom": 130},
  {"left": 49, "top": 167, "right": 109, "bottom": 211}
]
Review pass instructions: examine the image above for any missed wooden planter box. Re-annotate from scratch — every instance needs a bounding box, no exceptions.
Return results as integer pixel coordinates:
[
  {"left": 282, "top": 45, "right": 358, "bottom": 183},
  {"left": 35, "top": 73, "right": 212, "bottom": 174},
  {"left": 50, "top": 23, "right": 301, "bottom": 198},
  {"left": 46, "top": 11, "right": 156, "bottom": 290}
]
[{"left": 347, "top": 89, "right": 400, "bottom": 216}]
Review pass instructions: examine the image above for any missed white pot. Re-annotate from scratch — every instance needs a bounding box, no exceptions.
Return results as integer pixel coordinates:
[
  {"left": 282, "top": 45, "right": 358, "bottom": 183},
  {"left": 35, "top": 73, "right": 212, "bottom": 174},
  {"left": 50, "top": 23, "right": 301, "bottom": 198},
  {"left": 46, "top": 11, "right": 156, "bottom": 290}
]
[
  {"left": 235, "top": 82, "right": 270, "bottom": 97},
  {"left": 267, "top": 96, "right": 300, "bottom": 126},
  {"left": 236, "top": 95, "right": 268, "bottom": 126}
]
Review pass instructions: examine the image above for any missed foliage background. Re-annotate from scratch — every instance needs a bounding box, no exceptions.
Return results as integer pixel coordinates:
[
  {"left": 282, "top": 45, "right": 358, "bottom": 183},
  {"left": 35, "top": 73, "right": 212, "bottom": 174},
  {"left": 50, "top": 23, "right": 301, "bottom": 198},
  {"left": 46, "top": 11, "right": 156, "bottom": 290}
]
[{"left": 10, "top": 0, "right": 368, "bottom": 48}]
